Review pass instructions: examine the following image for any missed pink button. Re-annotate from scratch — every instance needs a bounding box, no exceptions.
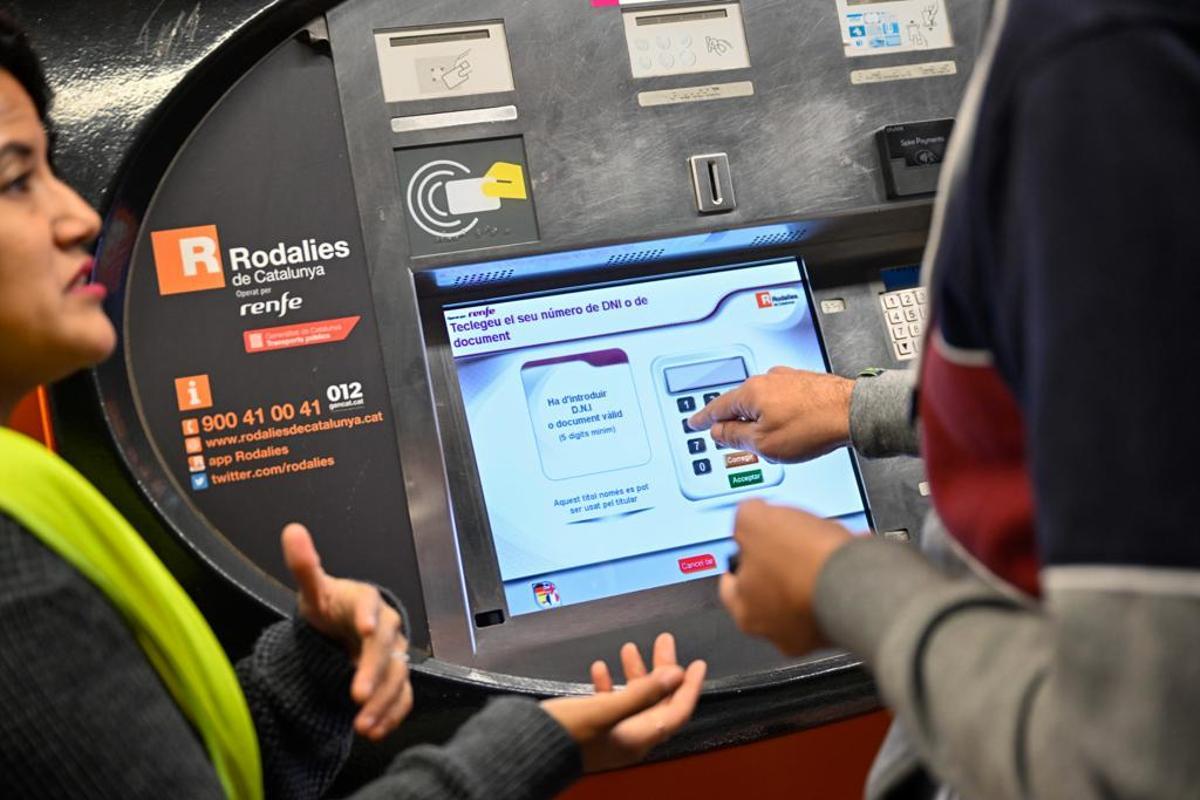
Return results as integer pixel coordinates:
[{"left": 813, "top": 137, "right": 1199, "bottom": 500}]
[{"left": 678, "top": 554, "right": 717, "bottom": 574}]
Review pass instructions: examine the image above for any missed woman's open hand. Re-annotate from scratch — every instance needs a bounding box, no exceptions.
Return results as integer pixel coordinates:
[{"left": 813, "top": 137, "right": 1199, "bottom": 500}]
[
  {"left": 541, "top": 633, "right": 706, "bottom": 772},
  {"left": 281, "top": 523, "right": 412, "bottom": 741}
]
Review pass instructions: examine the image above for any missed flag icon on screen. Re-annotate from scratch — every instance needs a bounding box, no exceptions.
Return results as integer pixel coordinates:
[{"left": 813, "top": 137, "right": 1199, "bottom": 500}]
[{"left": 532, "top": 581, "right": 561, "bottom": 608}]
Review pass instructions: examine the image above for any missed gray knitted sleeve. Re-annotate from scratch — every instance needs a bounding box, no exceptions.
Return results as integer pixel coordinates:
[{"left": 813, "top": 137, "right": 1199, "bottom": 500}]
[
  {"left": 235, "top": 616, "right": 360, "bottom": 800},
  {"left": 848, "top": 369, "right": 920, "bottom": 458},
  {"left": 354, "top": 697, "right": 582, "bottom": 800},
  {"left": 0, "top": 516, "right": 583, "bottom": 800}
]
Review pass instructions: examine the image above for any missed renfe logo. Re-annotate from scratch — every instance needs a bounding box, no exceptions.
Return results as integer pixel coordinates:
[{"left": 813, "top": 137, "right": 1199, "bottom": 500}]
[
  {"left": 755, "top": 291, "right": 774, "bottom": 308},
  {"left": 151, "top": 225, "right": 226, "bottom": 295},
  {"left": 240, "top": 290, "right": 303, "bottom": 319}
]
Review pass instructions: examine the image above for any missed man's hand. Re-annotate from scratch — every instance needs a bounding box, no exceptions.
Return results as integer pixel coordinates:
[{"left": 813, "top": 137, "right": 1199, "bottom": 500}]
[
  {"left": 688, "top": 367, "right": 854, "bottom": 463},
  {"left": 281, "top": 523, "right": 413, "bottom": 741},
  {"left": 541, "top": 634, "right": 706, "bottom": 772},
  {"left": 719, "top": 500, "right": 853, "bottom": 656}
]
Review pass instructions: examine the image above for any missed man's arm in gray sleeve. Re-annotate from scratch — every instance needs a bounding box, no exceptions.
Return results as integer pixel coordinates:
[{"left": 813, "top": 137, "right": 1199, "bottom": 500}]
[
  {"left": 812, "top": 19, "right": 1200, "bottom": 800},
  {"left": 848, "top": 369, "right": 919, "bottom": 459},
  {"left": 813, "top": 540, "right": 1200, "bottom": 799}
]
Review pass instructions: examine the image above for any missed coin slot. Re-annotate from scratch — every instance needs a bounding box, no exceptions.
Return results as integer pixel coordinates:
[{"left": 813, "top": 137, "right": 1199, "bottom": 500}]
[
  {"left": 689, "top": 153, "right": 735, "bottom": 214},
  {"left": 707, "top": 159, "right": 724, "bottom": 207}
]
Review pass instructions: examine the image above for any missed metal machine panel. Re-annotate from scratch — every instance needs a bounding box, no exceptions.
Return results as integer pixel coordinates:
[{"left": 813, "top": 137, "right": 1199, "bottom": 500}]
[
  {"left": 325, "top": 0, "right": 982, "bottom": 683},
  {"left": 622, "top": 3, "right": 752, "bottom": 79},
  {"left": 22, "top": 0, "right": 984, "bottom": 776},
  {"left": 374, "top": 21, "right": 516, "bottom": 102}
]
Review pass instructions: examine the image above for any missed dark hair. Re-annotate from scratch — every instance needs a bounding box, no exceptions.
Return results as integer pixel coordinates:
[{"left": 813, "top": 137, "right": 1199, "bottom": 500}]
[{"left": 0, "top": 10, "right": 51, "bottom": 122}]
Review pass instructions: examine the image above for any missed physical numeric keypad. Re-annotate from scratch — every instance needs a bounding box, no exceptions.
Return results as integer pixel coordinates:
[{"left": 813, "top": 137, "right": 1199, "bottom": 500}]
[{"left": 879, "top": 287, "right": 928, "bottom": 361}]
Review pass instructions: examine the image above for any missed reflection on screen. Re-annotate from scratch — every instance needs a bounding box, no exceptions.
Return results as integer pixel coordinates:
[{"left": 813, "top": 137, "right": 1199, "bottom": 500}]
[
  {"left": 443, "top": 259, "right": 869, "bottom": 615},
  {"left": 664, "top": 357, "right": 748, "bottom": 394}
]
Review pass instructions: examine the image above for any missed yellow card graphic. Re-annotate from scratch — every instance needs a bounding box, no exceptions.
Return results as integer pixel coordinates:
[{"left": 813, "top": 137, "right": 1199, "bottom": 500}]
[{"left": 482, "top": 161, "right": 528, "bottom": 200}]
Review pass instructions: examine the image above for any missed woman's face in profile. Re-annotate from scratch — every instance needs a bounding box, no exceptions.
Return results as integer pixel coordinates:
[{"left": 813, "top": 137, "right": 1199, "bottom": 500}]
[{"left": 0, "top": 68, "right": 112, "bottom": 395}]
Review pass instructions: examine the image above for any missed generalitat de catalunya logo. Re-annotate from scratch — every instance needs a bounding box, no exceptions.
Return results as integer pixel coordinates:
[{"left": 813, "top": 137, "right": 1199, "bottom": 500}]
[{"left": 151, "top": 225, "right": 226, "bottom": 296}]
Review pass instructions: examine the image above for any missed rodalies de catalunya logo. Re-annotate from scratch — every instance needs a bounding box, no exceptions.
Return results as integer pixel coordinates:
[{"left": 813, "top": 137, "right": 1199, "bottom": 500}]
[
  {"left": 151, "top": 225, "right": 350, "bottom": 299},
  {"left": 151, "top": 225, "right": 226, "bottom": 296}
]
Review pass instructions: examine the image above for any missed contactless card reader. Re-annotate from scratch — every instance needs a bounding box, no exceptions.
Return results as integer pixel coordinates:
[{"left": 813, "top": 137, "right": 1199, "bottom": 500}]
[
  {"left": 652, "top": 347, "right": 784, "bottom": 501},
  {"left": 876, "top": 118, "right": 954, "bottom": 199}
]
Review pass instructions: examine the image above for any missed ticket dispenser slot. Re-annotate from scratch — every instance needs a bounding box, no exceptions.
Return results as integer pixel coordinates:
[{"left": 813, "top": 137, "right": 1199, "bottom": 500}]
[
  {"left": 374, "top": 21, "right": 515, "bottom": 102},
  {"left": 623, "top": 2, "right": 751, "bottom": 78}
]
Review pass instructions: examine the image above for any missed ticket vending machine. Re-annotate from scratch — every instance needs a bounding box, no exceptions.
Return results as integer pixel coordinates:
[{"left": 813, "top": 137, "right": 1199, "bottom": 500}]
[{"left": 31, "top": 0, "right": 985, "bottom": 792}]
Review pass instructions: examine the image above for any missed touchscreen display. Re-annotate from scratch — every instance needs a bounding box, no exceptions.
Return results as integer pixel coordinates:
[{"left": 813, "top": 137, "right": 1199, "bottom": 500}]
[{"left": 443, "top": 258, "right": 869, "bottom": 615}]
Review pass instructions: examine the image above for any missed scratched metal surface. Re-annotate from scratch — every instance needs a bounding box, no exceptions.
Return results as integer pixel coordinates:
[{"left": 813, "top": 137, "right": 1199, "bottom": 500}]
[
  {"left": 10, "top": 0, "right": 332, "bottom": 209},
  {"left": 332, "top": 0, "right": 985, "bottom": 269},
  {"left": 329, "top": 0, "right": 984, "bottom": 678}
]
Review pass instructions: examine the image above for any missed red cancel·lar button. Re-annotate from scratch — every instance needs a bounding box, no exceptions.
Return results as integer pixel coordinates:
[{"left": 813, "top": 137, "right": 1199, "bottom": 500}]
[{"left": 678, "top": 554, "right": 717, "bottom": 574}]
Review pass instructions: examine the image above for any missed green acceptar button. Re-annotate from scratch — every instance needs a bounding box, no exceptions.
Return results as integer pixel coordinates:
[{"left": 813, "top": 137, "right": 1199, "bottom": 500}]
[{"left": 728, "top": 469, "right": 764, "bottom": 489}]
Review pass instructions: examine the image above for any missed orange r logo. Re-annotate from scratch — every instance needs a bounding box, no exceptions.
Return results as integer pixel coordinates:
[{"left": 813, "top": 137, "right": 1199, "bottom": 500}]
[{"left": 152, "top": 225, "right": 226, "bottom": 295}]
